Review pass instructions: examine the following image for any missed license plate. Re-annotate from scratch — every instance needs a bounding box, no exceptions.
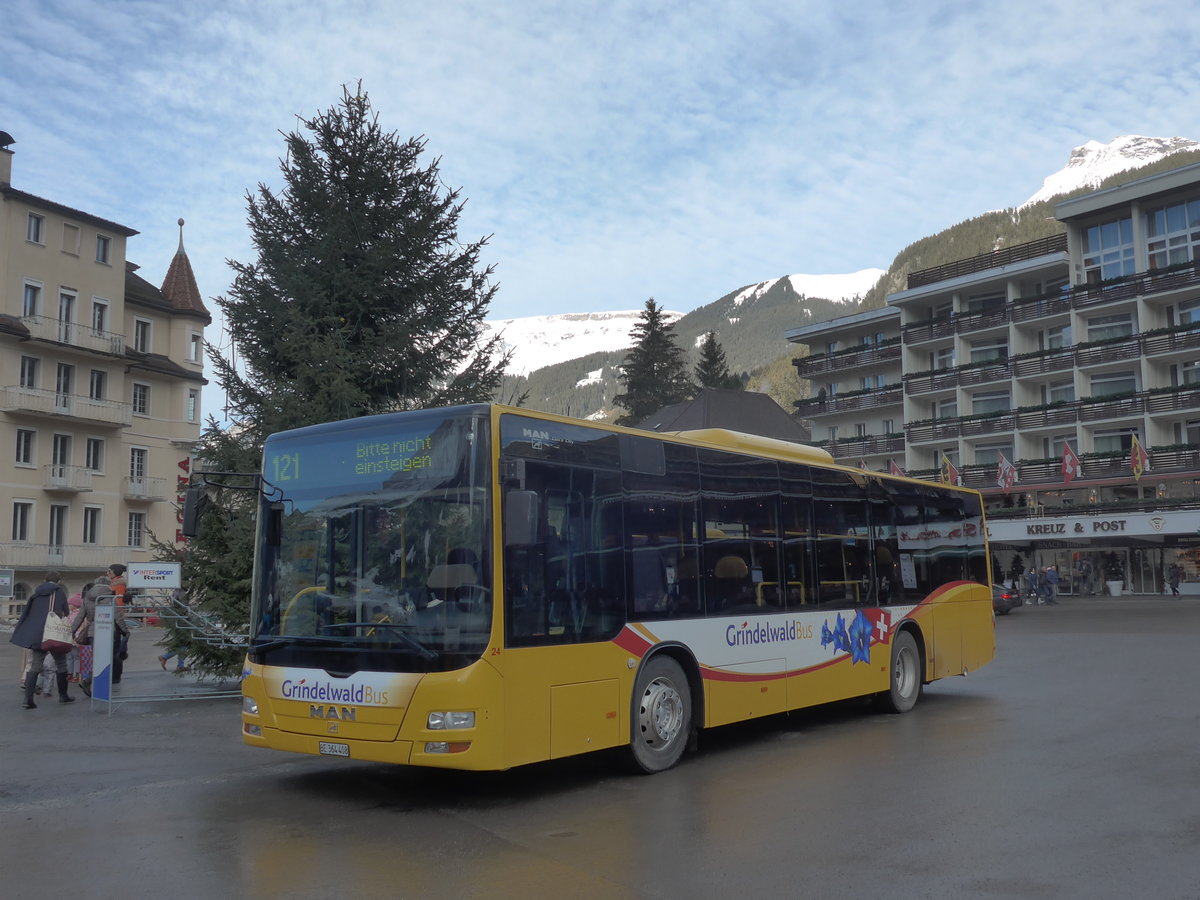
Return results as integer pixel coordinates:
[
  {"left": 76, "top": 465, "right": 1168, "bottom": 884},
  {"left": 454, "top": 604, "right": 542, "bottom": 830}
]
[{"left": 319, "top": 741, "right": 350, "bottom": 757}]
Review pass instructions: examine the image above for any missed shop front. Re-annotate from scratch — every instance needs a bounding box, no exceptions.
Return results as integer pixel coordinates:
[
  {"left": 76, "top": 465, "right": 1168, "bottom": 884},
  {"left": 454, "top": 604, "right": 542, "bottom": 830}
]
[{"left": 988, "top": 509, "right": 1200, "bottom": 597}]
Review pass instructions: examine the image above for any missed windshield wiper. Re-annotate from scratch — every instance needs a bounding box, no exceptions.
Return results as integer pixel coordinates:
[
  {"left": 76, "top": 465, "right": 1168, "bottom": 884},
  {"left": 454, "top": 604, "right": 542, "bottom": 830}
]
[
  {"left": 322, "top": 622, "right": 439, "bottom": 660},
  {"left": 252, "top": 626, "right": 438, "bottom": 661}
]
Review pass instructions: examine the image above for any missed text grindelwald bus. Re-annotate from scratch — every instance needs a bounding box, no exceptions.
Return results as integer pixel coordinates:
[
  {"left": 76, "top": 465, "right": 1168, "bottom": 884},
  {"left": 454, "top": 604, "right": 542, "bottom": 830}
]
[{"left": 237, "top": 404, "right": 995, "bottom": 773}]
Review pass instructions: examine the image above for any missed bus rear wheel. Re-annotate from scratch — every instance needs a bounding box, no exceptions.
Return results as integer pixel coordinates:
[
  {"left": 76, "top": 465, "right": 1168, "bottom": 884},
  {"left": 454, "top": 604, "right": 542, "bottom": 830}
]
[
  {"left": 630, "top": 656, "right": 691, "bottom": 773},
  {"left": 882, "top": 631, "right": 922, "bottom": 713}
]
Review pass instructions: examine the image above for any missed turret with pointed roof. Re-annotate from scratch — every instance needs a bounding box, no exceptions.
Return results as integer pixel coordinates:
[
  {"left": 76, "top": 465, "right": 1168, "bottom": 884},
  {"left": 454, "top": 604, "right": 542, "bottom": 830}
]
[{"left": 160, "top": 218, "right": 211, "bottom": 321}]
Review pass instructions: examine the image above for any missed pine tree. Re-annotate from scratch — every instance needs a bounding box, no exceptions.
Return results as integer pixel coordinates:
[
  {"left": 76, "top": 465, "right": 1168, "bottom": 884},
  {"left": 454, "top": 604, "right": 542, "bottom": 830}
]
[
  {"left": 613, "top": 298, "right": 694, "bottom": 426},
  {"left": 695, "top": 330, "right": 742, "bottom": 390},
  {"left": 170, "top": 84, "right": 508, "bottom": 675}
]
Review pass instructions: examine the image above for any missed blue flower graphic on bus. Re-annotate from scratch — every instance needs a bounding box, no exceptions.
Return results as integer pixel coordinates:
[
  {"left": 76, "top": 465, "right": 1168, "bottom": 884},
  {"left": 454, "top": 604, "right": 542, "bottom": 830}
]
[{"left": 822, "top": 609, "right": 875, "bottom": 665}]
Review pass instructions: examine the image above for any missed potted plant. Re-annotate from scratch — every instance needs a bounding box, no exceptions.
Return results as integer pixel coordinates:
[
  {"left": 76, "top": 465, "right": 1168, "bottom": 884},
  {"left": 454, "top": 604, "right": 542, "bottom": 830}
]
[{"left": 1104, "top": 553, "right": 1125, "bottom": 597}]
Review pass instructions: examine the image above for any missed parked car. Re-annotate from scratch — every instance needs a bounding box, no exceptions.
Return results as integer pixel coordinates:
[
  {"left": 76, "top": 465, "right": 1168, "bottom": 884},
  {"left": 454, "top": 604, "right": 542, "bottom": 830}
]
[{"left": 992, "top": 584, "right": 1021, "bottom": 615}]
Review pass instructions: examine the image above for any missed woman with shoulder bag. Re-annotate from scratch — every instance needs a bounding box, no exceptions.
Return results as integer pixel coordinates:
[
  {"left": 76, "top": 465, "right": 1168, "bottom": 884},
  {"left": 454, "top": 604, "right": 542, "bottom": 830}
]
[
  {"left": 78, "top": 575, "right": 130, "bottom": 695},
  {"left": 9, "top": 571, "right": 77, "bottom": 709}
]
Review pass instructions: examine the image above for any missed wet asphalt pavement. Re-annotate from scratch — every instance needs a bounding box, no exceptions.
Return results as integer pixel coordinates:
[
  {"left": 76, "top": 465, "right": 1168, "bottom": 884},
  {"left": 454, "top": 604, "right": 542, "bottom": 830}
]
[{"left": 2, "top": 598, "right": 1199, "bottom": 899}]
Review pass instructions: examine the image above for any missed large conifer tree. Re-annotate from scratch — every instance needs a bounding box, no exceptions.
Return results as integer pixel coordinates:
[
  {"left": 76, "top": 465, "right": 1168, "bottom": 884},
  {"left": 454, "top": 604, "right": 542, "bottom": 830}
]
[
  {"left": 166, "top": 85, "right": 508, "bottom": 674},
  {"left": 613, "top": 298, "right": 693, "bottom": 426},
  {"left": 694, "top": 330, "right": 742, "bottom": 390}
]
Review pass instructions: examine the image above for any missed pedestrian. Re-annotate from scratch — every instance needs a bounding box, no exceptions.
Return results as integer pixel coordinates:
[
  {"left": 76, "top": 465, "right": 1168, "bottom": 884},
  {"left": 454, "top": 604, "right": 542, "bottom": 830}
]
[
  {"left": 9, "top": 571, "right": 77, "bottom": 709},
  {"left": 1169, "top": 563, "right": 1181, "bottom": 597},
  {"left": 66, "top": 583, "right": 89, "bottom": 682},
  {"left": 1025, "top": 567, "right": 1039, "bottom": 604},
  {"left": 1044, "top": 565, "right": 1060, "bottom": 604},
  {"left": 158, "top": 650, "right": 188, "bottom": 671},
  {"left": 77, "top": 575, "right": 130, "bottom": 695},
  {"left": 107, "top": 563, "right": 128, "bottom": 606}
]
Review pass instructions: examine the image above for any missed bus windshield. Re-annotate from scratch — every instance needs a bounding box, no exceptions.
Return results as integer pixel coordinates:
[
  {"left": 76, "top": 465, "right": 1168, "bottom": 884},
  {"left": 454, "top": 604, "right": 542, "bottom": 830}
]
[{"left": 251, "top": 407, "right": 491, "bottom": 672}]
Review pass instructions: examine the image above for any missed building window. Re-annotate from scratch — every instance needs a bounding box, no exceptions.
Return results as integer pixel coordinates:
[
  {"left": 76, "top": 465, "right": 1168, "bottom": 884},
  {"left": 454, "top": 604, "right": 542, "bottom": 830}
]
[
  {"left": 1044, "top": 323, "right": 1072, "bottom": 350},
  {"left": 1045, "top": 380, "right": 1076, "bottom": 404},
  {"left": 48, "top": 504, "right": 67, "bottom": 551},
  {"left": 55, "top": 364, "right": 74, "bottom": 411},
  {"left": 133, "top": 319, "right": 151, "bottom": 352},
  {"left": 91, "top": 300, "right": 108, "bottom": 335},
  {"left": 1048, "top": 434, "right": 1077, "bottom": 458},
  {"left": 89, "top": 370, "right": 107, "bottom": 401},
  {"left": 58, "top": 291, "right": 76, "bottom": 343},
  {"left": 16, "top": 429, "right": 35, "bottom": 466},
  {"left": 187, "top": 389, "right": 199, "bottom": 422},
  {"left": 188, "top": 333, "right": 203, "bottom": 362},
  {"left": 22, "top": 282, "right": 41, "bottom": 318},
  {"left": 1083, "top": 216, "right": 1135, "bottom": 283},
  {"left": 971, "top": 390, "right": 1011, "bottom": 415},
  {"left": 935, "top": 398, "right": 958, "bottom": 419},
  {"left": 855, "top": 423, "right": 867, "bottom": 438},
  {"left": 882, "top": 418, "right": 895, "bottom": 434},
  {"left": 20, "top": 356, "right": 39, "bottom": 389},
  {"left": 1089, "top": 371, "right": 1137, "bottom": 398},
  {"left": 51, "top": 434, "right": 71, "bottom": 478},
  {"left": 965, "top": 291, "right": 1005, "bottom": 314},
  {"left": 1179, "top": 298, "right": 1200, "bottom": 328},
  {"left": 132, "top": 383, "right": 150, "bottom": 415},
  {"left": 1093, "top": 429, "right": 1137, "bottom": 455},
  {"left": 969, "top": 337, "right": 1008, "bottom": 364},
  {"left": 1183, "top": 360, "right": 1200, "bottom": 386},
  {"left": 1146, "top": 198, "right": 1200, "bottom": 269},
  {"left": 974, "top": 442, "right": 1013, "bottom": 465},
  {"left": 83, "top": 507, "right": 101, "bottom": 545},
  {"left": 27, "top": 213, "right": 44, "bottom": 244},
  {"left": 932, "top": 347, "right": 955, "bottom": 370},
  {"left": 62, "top": 222, "right": 81, "bottom": 255},
  {"left": 95, "top": 234, "right": 111, "bottom": 264},
  {"left": 12, "top": 501, "right": 33, "bottom": 542},
  {"left": 130, "top": 447, "right": 147, "bottom": 483},
  {"left": 128, "top": 511, "right": 146, "bottom": 548},
  {"left": 1086, "top": 313, "right": 1134, "bottom": 343},
  {"left": 85, "top": 438, "right": 104, "bottom": 472}
]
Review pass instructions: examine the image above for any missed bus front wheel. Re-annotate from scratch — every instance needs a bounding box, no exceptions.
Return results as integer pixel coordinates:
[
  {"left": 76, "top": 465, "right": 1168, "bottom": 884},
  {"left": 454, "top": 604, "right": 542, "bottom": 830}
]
[
  {"left": 882, "top": 631, "right": 922, "bottom": 713},
  {"left": 630, "top": 656, "right": 691, "bottom": 773}
]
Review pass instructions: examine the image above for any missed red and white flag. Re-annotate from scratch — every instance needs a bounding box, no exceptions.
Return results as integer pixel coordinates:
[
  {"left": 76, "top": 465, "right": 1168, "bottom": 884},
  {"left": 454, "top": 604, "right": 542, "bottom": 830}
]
[
  {"left": 888, "top": 460, "right": 905, "bottom": 478},
  {"left": 1061, "top": 443, "right": 1083, "bottom": 485},
  {"left": 996, "top": 452, "right": 1017, "bottom": 491},
  {"left": 1131, "top": 435, "right": 1150, "bottom": 481}
]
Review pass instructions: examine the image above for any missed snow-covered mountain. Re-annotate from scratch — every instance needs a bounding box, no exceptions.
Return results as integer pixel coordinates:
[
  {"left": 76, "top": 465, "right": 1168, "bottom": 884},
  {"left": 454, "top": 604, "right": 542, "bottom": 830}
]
[
  {"left": 1022, "top": 135, "right": 1200, "bottom": 207},
  {"left": 486, "top": 269, "right": 883, "bottom": 377}
]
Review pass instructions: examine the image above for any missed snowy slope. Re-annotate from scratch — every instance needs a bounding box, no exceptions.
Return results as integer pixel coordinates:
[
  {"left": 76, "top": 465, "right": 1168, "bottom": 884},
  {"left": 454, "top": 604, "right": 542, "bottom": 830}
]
[
  {"left": 487, "top": 268, "right": 883, "bottom": 377},
  {"left": 1022, "top": 135, "right": 1200, "bottom": 207}
]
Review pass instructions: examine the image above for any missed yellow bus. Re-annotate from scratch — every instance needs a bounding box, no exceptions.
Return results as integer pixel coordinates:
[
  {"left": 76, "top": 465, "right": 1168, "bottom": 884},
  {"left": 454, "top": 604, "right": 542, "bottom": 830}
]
[{"left": 238, "top": 403, "right": 995, "bottom": 773}]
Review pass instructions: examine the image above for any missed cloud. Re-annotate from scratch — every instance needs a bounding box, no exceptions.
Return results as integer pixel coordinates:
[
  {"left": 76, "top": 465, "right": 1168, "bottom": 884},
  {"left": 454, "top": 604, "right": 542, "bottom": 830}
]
[{"left": 6, "top": 0, "right": 1200, "bottom": 425}]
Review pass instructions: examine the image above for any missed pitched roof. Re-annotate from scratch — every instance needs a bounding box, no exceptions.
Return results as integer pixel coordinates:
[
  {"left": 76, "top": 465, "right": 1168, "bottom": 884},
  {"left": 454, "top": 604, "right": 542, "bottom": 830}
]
[
  {"left": 637, "top": 389, "right": 812, "bottom": 443},
  {"left": 0, "top": 185, "right": 138, "bottom": 236},
  {"left": 161, "top": 233, "right": 210, "bottom": 320}
]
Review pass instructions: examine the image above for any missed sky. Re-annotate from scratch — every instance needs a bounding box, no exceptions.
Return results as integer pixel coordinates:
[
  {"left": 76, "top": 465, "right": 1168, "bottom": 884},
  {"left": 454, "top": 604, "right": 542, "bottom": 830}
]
[{"left": 5, "top": 0, "right": 1200, "bottom": 421}]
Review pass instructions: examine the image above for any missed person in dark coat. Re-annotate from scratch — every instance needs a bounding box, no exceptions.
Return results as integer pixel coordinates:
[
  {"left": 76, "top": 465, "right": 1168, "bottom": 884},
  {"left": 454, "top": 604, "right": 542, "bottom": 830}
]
[{"left": 9, "top": 572, "right": 76, "bottom": 709}]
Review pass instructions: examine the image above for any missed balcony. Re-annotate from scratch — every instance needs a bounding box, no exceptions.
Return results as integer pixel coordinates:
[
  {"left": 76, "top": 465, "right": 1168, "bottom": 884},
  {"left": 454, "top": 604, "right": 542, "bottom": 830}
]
[
  {"left": 793, "top": 340, "right": 901, "bottom": 378},
  {"left": 43, "top": 464, "right": 94, "bottom": 493},
  {"left": 0, "top": 386, "right": 133, "bottom": 428},
  {"left": 795, "top": 386, "right": 903, "bottom": 416},
  {"left": 0, "top": 543, "right": 145, "bottom": 570},
  {"left": 907, "top": 360, "right": 1012, "bottom": 395},
  {"left": 818, "top": 434, "right": 907, "bottom": 458},
  {"left": 906, "top": 234, "right": 1068, "bottom": 289},
  {"left": 124, "top": 476, "right": 169, "bottom": 501},
  {"left": 19, "top": 315, "right": 126, "bottom": 356}
]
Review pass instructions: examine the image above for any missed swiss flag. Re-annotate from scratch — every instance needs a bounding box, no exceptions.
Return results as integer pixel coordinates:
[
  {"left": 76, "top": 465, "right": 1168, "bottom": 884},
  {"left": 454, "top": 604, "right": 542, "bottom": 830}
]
[{"left": 1062, "top": 443, "right": 1083, "bottom": 485}]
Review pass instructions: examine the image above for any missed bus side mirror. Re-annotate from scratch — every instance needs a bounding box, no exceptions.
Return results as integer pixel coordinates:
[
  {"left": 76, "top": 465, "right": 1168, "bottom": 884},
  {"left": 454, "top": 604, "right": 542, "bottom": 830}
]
[
  {"left": 505, "top": 490, "right": 539, "bottom": 546},
  {"left": 181, "top": 487, "right": 207, "bottom": 537}
]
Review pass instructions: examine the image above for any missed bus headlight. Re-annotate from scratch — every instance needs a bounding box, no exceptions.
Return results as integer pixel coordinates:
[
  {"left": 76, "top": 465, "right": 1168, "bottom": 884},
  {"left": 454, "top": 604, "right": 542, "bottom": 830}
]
[
  {"left": 243, "top": 696, "right": 259, "bottom": 715},
  {"left": 427, "top": 710, "right": 475, "bottom": 730}
]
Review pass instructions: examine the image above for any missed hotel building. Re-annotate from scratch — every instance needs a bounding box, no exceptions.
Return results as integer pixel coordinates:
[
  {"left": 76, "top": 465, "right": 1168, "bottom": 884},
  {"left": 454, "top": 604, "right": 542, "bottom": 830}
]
[
  {"left": 789, "top": 162, "right": 1200, "bottom": 596},
  {"left": 1, "top": 138, "right": 209, "bottom": 616}
]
